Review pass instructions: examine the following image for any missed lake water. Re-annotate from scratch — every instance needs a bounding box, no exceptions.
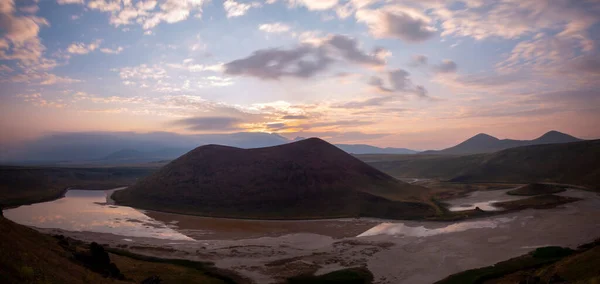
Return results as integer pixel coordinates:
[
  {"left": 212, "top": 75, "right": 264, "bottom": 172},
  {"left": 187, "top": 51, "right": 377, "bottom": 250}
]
[
  {"left": 357, "top": 217, "right": 516, "bottom": 237},
  {"left": 3, "top": 189, "right": 194, "bottom": 241},
  {"left": 3, "top": 188, "right": 593, "bottom": 242},
  {"left": 444, "top": 188, "right": 525, "bottom": 211}
]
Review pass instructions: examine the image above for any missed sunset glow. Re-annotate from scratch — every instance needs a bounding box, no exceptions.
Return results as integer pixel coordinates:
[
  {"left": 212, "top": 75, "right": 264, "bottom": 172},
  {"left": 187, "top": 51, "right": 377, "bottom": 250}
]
[{"left": 1, "top": 0, "right": 599, "bottom": 149}]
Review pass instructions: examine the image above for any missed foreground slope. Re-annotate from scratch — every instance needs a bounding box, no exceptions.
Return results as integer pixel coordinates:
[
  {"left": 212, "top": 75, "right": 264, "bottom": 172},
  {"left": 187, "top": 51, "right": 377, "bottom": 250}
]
[
  {"left": 114, "top": 138, "right": 435, "bottom": 219},
  {"left": 424, "top": 130, "right": 582, "bottom": 155},
  {"left": 364, "top": 140, "right": 600, "bottom": 189},
  {"left": 0, "top": 215, "right": 115, "bottom": 284}
]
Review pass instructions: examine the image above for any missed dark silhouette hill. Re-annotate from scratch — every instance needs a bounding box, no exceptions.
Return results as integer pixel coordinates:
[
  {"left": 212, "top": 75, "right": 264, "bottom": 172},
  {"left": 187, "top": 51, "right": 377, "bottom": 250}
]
[
  {"left": 423, "top": 130, "right": 582, "bottom": 155},
  {"left": 113, "top": 138, "right": 435, "bottom": 219},
  {"left": 363, "top": 140, "right": 600, "bottom": 189}
]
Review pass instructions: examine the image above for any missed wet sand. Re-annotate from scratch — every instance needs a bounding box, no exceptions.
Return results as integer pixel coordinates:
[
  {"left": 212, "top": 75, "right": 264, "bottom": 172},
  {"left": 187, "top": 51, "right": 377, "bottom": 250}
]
[{"left": 35, "top": 189, "right": 600, "bottom": 284}]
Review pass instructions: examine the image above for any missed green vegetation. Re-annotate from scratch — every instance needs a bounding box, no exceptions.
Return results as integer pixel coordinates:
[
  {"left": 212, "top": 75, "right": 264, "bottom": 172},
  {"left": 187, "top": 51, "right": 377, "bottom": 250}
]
[
  {"left": 287, "top": 267, "right": 374, "bottom": 284},
  {"left": 435, "top": 240, "right": 600, "bottom": 284},
  {"left": 507, "top": 183, "right": 566, "bottom": 196},
  {"left": 0, "top": 166, "right": 156, "bottom": 208}
]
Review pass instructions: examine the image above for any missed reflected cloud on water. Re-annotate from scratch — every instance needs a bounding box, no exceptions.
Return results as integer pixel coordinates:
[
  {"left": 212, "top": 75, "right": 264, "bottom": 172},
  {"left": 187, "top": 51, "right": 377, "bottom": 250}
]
[{"left": 4, "top": 190, "right": 194, "bottom": 241}]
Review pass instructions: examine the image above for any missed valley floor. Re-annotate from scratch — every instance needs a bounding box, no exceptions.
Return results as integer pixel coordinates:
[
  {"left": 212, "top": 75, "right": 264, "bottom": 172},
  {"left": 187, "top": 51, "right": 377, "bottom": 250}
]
[{"left": 30, "top": 189, "right": 600, "bottom": 284}]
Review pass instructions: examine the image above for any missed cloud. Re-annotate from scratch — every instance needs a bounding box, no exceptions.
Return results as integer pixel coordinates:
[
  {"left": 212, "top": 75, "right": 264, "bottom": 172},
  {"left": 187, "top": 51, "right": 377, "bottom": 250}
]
[
  {"left": 223, "top": 0, "right": 261, "bottom": 18},
  {"left": 332, "top": 96, "right": 395, "bottom": 109},
  {"left": 0, "top": 0, "right": 49, "bottom": 67},
  {"left": 0, "top": 64, "right": 13, "bottom": 73},
  {"left": 57, "top": 0, "right": 84, "bottom": 4},
  {"left": 19, "top": 5, "right": 39, "bottom": 14},
  {"left": 17, "top": 92, "right": 68, "bottom": 108},
  {"left": 166, "top": 60, "right": 224, "bottom": 73},
  {"left": 433, "top": 60, "right": 457, "bottom": 73},
  {"left": 39, "top": 73, "right": 82, "bottom": 85},
  {"left": 324, "top": 34, "right": 388, "bottom": 67},
  {"left": 356, "top": 5, "right": 437, "bottom": 42},
  {"left": 118, "top": 64, "right": 168, "bottom": 80},
  {"left": 224, "top": 45, "right": 333, "bottom": 79},
  {"left": 171, "top": 116, "right": 243, "bottom": 131},
  {"left": 409, "top": 54, "right": 428, "bottom": 66},
  {"left": 282, "top": 115, "right": 309, "bottom": 119},
  {"left": 434, "top": 0, "right": 599, "bottom": 41},
  {"left": 67, "top": 0, "right": 207, "bottom": 30},
  {"left": 570, "top": 56, "right": 600, "bottom": 75},
  {"left": 259, "top": 22, "right": 291, "bottom": 33},
  {"left": 285, "top": 0, "right": 339, "bottom": 11},
  {"left": 67, "top": 40, "right": 102, "bottom": 54},
  {"left": 99, "top": 46, "right": 124, "bottom": 54},
  {"left": 361, "top": 68, "right": 429, "bottom": 101},
  {"left": 224, "top": 34, "right": 387, "bottom": 79}
]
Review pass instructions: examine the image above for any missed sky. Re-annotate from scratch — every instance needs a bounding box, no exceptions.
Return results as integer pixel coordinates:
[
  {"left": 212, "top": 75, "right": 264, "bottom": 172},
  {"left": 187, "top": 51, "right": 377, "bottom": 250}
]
[{"left": 0, "top": 0, "right": 599, "bottom": 150}]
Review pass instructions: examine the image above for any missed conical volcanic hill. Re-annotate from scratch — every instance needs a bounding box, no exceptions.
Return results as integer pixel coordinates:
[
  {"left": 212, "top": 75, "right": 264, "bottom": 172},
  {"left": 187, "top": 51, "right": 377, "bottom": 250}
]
[{"left": 113, "top": 138, "right": 434, "bottom": 219}]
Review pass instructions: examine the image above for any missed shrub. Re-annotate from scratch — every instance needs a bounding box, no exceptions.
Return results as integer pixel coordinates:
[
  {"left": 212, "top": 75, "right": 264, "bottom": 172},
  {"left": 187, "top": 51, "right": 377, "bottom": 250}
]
[{"left": 531, "top": 246, "right": 574, "bottom": 259}]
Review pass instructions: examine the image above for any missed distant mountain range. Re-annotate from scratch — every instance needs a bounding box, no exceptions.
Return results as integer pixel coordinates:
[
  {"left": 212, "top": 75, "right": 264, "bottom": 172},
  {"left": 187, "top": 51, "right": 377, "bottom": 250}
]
[
  {"left": 0, "top": 130, "right": 585, "bottom": 165},
  {"left": 365, "top": 139, "right": 600, "bottom": 189},
  {"left": 1, "top": 132, "right": 419, "bottom": 165},
  {"left": 113, "top": 138, "right": 435, "bottom": 219},
  {"left": 335, "top": 144, "right": 418, "bottom": 154},
  {"left": 422, "top": 130, "right": 582, "bottom": 155}
]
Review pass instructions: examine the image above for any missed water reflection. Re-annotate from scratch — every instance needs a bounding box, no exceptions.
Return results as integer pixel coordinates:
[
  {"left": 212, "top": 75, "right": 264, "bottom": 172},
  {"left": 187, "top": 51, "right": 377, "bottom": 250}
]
[
  {"left": 357, "top": 217, "right": 515, "bottom": 237},
  {"left": 4, "top": 190, "right": 194, "bottom": 241},
  {"left": 445, "top": 189, "right": 524, "bottom": 212}
]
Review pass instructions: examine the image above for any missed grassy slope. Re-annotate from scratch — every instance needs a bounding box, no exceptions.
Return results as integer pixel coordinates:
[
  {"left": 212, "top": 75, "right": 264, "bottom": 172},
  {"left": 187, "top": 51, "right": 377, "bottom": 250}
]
[
  {"left": 114, "top": 138, "right": 438, "bottom": 220},
  {"left": 0, "top": 166, "right": 156, "bottom": 208},
  {"left": 361, "top": 140, "right": 600, "bottom": 189},
  {"left": 436, "top": 243, "right": 600, "bottom": 284}
]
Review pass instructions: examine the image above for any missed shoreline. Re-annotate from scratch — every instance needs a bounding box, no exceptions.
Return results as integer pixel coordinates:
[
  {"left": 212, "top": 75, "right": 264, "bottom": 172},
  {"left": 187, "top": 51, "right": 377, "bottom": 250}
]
[
  {"left": 28, "top": 195, "right": 600, "bottom": 284},
  {"left": 111, "top": 189, "right": 591, "bottom": 224}
]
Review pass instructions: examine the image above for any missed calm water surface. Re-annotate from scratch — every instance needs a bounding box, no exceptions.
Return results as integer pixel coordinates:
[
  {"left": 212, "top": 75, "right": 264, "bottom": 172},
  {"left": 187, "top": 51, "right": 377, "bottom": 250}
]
[
  {"left": 4, "top": 188, "right": 591, "bottom": 241},
  {"left": 4, "top": 189, "right": 194, "bottom": 241}
]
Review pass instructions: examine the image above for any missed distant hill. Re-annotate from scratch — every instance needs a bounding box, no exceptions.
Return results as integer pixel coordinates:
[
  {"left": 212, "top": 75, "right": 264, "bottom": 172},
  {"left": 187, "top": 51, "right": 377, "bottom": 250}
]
[
  {"left": 423, "top": 130, "right": 582, "bottom": 155},
  {"left": 99, "top": 148, "right": 189, "bottom": 164},
  {"left": 363, "top": 140, "right": 600, "bottom": 189},
  {"left": 1, "top": 132, "right": 291, "bottom": 164},
  {"left": 292, "top": 137, "right": 418, "bottom": 154},
  {"left": 335, "top": 144, "right": 418, "bottom": 154},
  {"left": 113, "top": 138, "right": 436, "bottom": 219}
]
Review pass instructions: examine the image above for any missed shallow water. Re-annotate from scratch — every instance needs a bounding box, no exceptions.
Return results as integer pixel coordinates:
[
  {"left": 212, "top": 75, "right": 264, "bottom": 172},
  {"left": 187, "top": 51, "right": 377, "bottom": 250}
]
[
  {"left": 444, "top": 188, "right": 525, "bottom": 211},
  {"left": 357, "top": 217, "right": 515, "bottom": 237},
  {"left": 3, "top": 189, "right": 194, "bottom": 241}
]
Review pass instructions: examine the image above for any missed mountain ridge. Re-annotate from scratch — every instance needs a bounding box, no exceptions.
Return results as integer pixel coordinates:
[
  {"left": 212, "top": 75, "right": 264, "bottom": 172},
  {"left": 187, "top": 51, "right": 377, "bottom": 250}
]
[{"left": 423, "top": 130, "right": 582, "bottom": 155}]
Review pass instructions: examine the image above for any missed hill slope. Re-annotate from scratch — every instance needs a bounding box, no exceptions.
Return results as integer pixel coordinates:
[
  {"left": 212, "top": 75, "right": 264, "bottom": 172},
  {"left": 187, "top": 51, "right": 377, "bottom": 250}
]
[
  {"left": 113, "top": 138, "right": 435, "bottom": 219},
  {"left": 424, "top": 131, "right": 582, "bottom": 155},
  {"left": 0, "top": 166, "right": 156, "bottom": 209},
  {"left": 363, "top": 140, "right": 600, "bottom": 189}
]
